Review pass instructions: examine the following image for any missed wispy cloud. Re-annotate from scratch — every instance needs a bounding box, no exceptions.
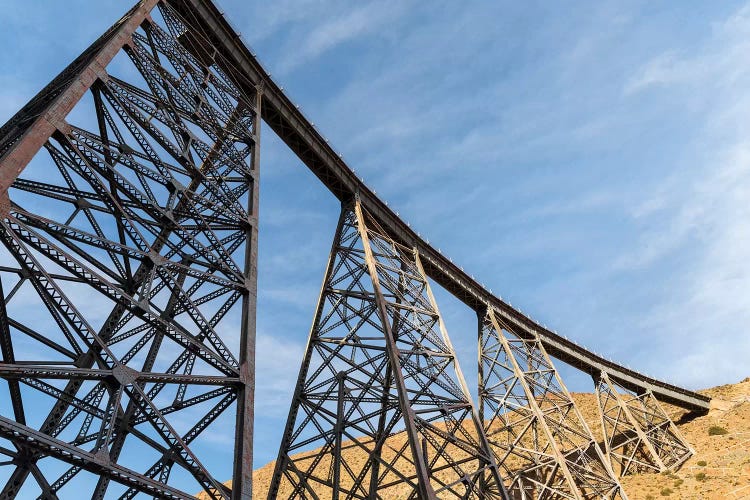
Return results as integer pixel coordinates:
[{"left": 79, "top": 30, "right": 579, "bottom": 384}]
[
  {"left": 625, "top": 4, "right": 750, "bottom": 95},
  {"left": 249, "top": 0, "right": 408, "bottom": 75},
  {"left": 3, "top": 0, "right": 749, "bottom": 471},
  {"left": 255, "top": 332, "right": 306, "bottom": 415},
  {"left": 614, "top": 2, "right": 750, "bottom": 386},
  {"left": 624, "top": 52, "right": 683, "bottom": 95}
]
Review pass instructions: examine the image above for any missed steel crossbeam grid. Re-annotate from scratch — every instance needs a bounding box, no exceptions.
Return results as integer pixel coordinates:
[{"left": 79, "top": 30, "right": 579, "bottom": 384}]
[
  {"left": 268, "top": 200, "right": 507, "bottom": 500},
  {"left": 479, "top": 307, "right": 627, "bottom": 500},
  {"left": 594, "top": 371, "right": 694, "bottom": 477},
  {"left": 0, "top": 1, "right": 260, "bottom": 498}
]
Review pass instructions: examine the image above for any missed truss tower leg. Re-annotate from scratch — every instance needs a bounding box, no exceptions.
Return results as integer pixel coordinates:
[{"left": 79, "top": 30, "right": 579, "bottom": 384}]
[
  {"left": 478, "top": 308, "right": 627, "bottom": 499},
  {"left": 594, "top": 371, "right": 693, "bottom": 477},
  {"left": 268, "top": 199, "right": 507, "bottom": 499},
  {"left": 0, "top": 2, "right": 261, "bottom": 497}
]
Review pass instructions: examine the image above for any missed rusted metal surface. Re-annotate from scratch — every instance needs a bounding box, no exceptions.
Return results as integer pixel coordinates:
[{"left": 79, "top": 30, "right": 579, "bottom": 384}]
[{"left": 0, "top": 2, "right": 258, "bottom": 497}]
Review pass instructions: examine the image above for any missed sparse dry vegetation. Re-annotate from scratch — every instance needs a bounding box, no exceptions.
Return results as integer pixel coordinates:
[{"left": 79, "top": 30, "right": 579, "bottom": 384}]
[
  {"left": 708, "top": 425, "right": 729, "bottom": 436},
  {"left": 198, "top": 377, "right": 750, "bottom": 499}
]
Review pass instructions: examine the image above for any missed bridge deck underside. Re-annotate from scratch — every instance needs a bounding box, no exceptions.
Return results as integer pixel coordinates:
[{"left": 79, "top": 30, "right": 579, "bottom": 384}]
[
  {"left": 166, "top": 0, "right": 709, "bottom": 413},
  {"left": 0, "top": 0, "right": 709, "bottom": 415},
  {"left": 0, "top": 1, "right": 711, "bottom": 499}
]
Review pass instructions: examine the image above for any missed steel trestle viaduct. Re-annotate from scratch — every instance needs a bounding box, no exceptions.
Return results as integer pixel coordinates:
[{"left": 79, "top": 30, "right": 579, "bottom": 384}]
[{"left": 0, "top": 1, "right": 710, "bottom": 499}]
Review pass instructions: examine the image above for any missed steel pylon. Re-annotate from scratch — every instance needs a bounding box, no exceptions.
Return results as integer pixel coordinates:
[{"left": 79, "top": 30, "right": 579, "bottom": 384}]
[
  {"left": 268, "top": 200, "right": 507, "bottom": 499},
  {"left": 0, "top": 1, "right": 259, "bottom": 497},
  {"left": 594, "top": 371, "right": 694, "bottom": 477},
  {"left": 478, "top": 308, "right": 627, "bottom": 500}
]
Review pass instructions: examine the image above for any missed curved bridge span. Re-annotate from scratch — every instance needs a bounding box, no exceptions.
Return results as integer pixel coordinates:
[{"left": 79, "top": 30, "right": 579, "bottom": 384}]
[
  {"left": 0, "top": 1, "right": 711, "bottom": 498},
  {"left": 173, "top": 0, "right": 710, "bottom": 414}
]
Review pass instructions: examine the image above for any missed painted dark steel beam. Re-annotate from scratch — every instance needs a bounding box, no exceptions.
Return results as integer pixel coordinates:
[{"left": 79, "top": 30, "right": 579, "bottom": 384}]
[
  {"left": 0, "top": 2, "right": 258, "bottom": 497},
  {"left": 167, "top": 0, "right": 710, "bottom": 413},
  {"left": 0, "top": 364, "right": 240, "bottom": 385},
  {"left": 0, "top": 415, "right": 195, "bottom": 499},
  {"left": 0, "top": 0, "right": 160, "bottom": 193}
]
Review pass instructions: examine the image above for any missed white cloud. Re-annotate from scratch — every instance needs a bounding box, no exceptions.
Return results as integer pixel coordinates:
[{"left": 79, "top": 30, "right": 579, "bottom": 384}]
[
  {"left": 617, "top": 2, "right": 750, "bottom": 387},
  {"left": 274, "top": 1, "right": 406, "bottom": 74},
  {"left": 254, "top": 332, "right": 306, "bottom": 415}
]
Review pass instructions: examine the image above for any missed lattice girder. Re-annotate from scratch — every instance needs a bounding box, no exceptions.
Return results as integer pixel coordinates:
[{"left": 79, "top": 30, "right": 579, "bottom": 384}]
[
  {"left": 479, "top": 308, "right": 627, "bottom": 500},
  {"left": 594, "top": 372, "right": 694, "bottom": 477},
  {"left": 269, "top": 200, "right": 506, "bottom": 499},
  {"left": 0, "top": 1, "right": 260, "bottom": 498},
  {"left": 0, "top": 1, "right": 712, "bottom": 499}
]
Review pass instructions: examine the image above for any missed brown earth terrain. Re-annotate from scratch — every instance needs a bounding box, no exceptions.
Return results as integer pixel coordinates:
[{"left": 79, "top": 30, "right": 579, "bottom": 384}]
[{"left": 199, "top": 377, "right": 750, "bottom": 499}]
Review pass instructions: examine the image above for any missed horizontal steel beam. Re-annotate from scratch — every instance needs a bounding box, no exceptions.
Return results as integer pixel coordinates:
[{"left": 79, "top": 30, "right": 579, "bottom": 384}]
[
  {"left": 0, "top": 415, "right": 194, "bottom": 499},
  {"left": 169, "top": 0, "right": 710, "bottom": 413},
  {"left": 0, "top": 364, "right": 240, "bottom": 385}
]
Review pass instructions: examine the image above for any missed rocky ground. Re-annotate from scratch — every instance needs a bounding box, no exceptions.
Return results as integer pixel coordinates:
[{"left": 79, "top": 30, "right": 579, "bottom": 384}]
[
  {"left": 199, "top": 377, "right": 750, "bottom": 499},
  {"left": 617, "top": 377, "right": 750, "bottom": 499}
]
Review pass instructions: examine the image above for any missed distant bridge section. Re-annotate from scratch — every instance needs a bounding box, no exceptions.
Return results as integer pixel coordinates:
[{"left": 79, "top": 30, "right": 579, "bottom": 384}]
[{"left": 172, "top": 0, "right": 710, "bottom": 413}]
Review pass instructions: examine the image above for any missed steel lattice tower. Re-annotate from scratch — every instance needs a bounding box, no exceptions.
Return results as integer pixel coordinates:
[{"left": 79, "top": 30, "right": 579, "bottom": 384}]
[
  {"left": 0, "top": 1, "right": 711, "bottom": 499},
  {"left": 269, "top": 201, "right": 506, "bottom": 499},
  {"left": 0, "top": 2, "right": 259, "bottom": 497},
  {"left": 594, "top": 372, "right": 694, "bottom": 477},
  {"left": 479, "top": 308, "right": 626, "bottom": 499}
]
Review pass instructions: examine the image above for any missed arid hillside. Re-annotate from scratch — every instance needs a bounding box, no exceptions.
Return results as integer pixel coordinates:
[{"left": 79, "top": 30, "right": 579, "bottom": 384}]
[
  {"left": 615, "top": 377, "right": 750, "bottom": 499},
  {"left": 200, "top": 377, "right": 750, "bottom": 499}
]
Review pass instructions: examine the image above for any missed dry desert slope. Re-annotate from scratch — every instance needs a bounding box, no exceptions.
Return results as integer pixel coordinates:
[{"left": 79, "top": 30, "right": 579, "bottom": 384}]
[{"left": 199, "top": 377, "right": 750, "bottom": 499}]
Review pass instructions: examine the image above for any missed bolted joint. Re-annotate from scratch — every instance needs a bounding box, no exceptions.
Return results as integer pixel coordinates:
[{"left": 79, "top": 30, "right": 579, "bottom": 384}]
[
  {"left": 94, "top": 448, "right": 112, "bottom": 465},
  {"left": 146, "top": 251, "right": 167, "bottom": 267},
  {"left": 116, "top": 142, "right": 137, "bottom": 156},
  {"left": 74, "top": 197, "right": 94, "bottom": 210},
  {"left": 133, "top": 298, "right": 152, "bottom": 316},
  {"left": 167, "top": 178, "right": 186, "bottom": 194},
  {"left": 74, "top": 352, "right": 95, "bottom": 369},
  {"left": 112, "top": 364, "right": 139, "bottom": 386}
]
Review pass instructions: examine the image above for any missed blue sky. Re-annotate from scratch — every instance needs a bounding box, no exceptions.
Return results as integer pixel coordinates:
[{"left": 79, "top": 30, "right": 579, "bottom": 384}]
[{"left": 1, "top": 0, "right": 749, "bottom": 479}]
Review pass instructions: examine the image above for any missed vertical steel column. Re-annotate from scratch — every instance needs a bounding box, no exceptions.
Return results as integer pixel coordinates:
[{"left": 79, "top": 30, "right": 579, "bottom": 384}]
[
  {"left": 232, "top": 84, "right": 262, "bottom": 500},
  {"left": 354, "top": 199, "right": 436, "bottom": 500}
]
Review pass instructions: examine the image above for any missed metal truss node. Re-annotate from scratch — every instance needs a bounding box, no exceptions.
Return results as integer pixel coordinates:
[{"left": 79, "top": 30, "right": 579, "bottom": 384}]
[
  {"left": 269, "top": 201, "right": 507, "bottom": 499},
  {"left": 479, "top": 308, "right": 627, "bottom": 500},
  {"left": 594, "top": 371, "right": 694, "bottom": 477}
]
